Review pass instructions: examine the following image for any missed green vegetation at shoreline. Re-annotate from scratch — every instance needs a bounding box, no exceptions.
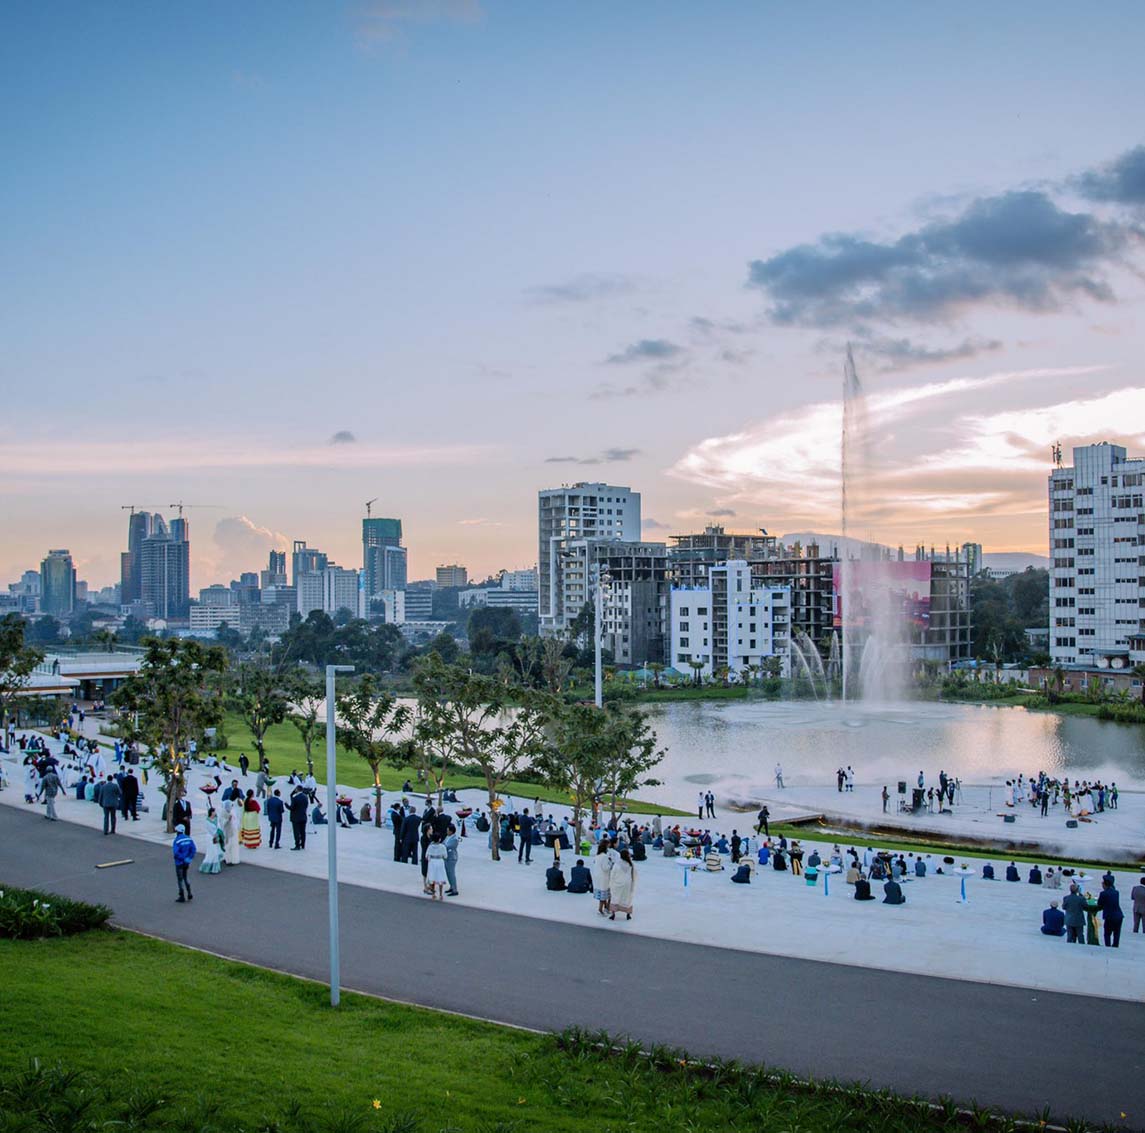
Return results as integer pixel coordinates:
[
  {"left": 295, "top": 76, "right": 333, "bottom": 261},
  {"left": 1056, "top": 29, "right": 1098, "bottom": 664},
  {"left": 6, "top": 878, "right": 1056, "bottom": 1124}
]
[{"left": 1, "top": 931, "right": 1066, "bottom": 1132}]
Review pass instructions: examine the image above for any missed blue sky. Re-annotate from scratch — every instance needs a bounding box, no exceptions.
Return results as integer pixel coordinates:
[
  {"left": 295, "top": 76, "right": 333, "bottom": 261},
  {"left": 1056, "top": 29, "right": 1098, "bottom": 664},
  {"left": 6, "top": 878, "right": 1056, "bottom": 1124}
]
[{"left": 3, "top": 1, "right": 1144, "bottom": 587}]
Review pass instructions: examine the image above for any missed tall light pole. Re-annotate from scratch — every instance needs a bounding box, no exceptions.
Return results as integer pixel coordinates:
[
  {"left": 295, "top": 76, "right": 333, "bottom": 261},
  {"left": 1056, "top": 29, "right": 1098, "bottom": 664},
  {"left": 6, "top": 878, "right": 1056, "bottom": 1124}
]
[
  {"left": 593, "top": 563, "right": 609, "bottom": 709},
  {"left": 325, "top": 663, "right": 354, "bottom": 1007}
]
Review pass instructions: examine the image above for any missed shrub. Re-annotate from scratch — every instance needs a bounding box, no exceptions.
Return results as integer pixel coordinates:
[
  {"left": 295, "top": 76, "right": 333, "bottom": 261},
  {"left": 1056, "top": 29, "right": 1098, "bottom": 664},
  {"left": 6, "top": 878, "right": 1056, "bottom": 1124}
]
[{"left": 0, "top": 885, "right": 111, "bottom": 940}]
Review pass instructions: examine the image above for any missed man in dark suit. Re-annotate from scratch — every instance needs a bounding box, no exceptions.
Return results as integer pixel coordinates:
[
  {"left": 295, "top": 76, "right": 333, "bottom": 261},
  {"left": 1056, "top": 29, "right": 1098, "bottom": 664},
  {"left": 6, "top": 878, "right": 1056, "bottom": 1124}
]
[
  {"left": 882, "top": 879, "right": 906, "bottom": 905},
  {"left": 1062, "top": 884, "right": 1087, "bottom": 944},
  {"left": 1005, "top": 862, "right": 1020, "bottom": 882},
  {"left": 567, "top": 859, "right": 593, "bottom": 893},
  {"left": 121, "top": 769, "right": 140, "bottom": 821},
  {"left": 517, "top": 808, "right": 535, "bottom": 863},
  {"left": 100, "top": 775, "right": 122, "bottom": 834},
  {"left": 400, "top": 810, "right": 420, "bottom": 864},
  {"left": 1041, "top": 901, "right": 1066, "bottom": 936},
  {"left": 1096, "top": 877, "right": 1124, "bottom": 948},
  {"left": 288, "top": 784, "right": 309, "bottom": 850},
  {"left": 265, "top": 788, "right": 285, "bottom": 849},
  {"left": 172, "top": 795, "right": 192, "bottom": 836}
]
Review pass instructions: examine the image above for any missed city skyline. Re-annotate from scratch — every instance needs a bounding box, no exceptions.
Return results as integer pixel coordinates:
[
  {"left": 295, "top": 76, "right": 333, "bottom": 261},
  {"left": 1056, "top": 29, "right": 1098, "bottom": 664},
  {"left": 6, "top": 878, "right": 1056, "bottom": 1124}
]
[{"left": 4, "top": 3, "right": 1145, "bottom": 588}]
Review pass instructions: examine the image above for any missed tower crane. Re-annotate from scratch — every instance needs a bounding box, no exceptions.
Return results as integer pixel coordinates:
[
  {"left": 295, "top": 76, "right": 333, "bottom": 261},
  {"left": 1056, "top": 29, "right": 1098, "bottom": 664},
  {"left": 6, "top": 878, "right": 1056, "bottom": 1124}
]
[
  {"left": 365, "top": 498, "right": 378, "bottom": 518},
  {"left": 169, "top": 502, "right": 223, "bottom": 517}
]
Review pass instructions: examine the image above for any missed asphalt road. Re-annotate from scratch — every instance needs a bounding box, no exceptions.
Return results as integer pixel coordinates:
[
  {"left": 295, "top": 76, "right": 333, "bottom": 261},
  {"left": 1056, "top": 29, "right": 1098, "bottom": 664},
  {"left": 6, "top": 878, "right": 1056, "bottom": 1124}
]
[{"left": 2, "top": 805, "right": 1142, "bottom": 1128}]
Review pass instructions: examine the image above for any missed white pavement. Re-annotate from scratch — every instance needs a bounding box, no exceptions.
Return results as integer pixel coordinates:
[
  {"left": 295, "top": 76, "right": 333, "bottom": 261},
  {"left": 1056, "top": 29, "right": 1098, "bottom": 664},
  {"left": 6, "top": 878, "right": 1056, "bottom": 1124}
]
[{"left": 3, "top": 730, "right": 1145, "bottom": 1006}]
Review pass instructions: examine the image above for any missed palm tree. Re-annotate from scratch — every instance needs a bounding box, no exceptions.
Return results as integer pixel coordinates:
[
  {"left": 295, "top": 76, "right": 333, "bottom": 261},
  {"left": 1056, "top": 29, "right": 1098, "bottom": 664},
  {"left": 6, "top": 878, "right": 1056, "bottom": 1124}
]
[
  {"left": 687, "top": 660, "right": 705, "bottom": 687},
  {"left": 647, "top": 661, "right": 665, "bottom": 689}
]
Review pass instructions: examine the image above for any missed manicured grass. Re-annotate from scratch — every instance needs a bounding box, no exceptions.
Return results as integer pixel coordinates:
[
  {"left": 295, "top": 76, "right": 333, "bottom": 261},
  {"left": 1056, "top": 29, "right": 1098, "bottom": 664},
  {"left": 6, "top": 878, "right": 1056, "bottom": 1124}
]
[
  {"left": 0, "top": 931, "right": 1035, "bottom": 1132},
  {"left": 222, "top": 711, "right": 689, "bottom": 817},
  {"left": 766, "top": 821, "right": 1142, "bottom": 871}
]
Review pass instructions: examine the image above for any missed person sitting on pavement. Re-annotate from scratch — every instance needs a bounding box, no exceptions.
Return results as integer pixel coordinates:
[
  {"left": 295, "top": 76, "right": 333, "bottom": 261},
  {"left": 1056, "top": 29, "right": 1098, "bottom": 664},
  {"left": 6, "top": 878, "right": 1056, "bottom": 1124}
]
[
  {"left": 845, "top": 863, "right": 861, "bottom": 885},
  {"left": 1005, "top": 862, "right": 1020, "bottom": 882},
  {"left": 882, "top": 879, "right": 906, "bottom": 905},
  {"left": 807, "top": 849, "right": 821, "bottom": 870},
  {"left": 982, "top": 862, "right": 995, "bottom": 880},
  {"left": 1028, "top": 865, "right": 1043, "bottom": 885},
  {"left": 705, "top": 849, "right": 724, "bottom": 871},
  {"left": 661, "top": 839, "right": 678, "bottom": 858},
  {"left": 1046, "top": 867, "right": 1061, "bottom": 890},
  {"left": 545, "top": 863, "right": 567, "bottom": 891},
  {"left": 914, "top": 856, "right": 927, "bottom": 878},
  {"left": 731, "top": 861, "right": 752, "bottom": 884},
  {"left": 757, "top": 842, "right": 771, "bottom": 866},
  {"left": 854, "top": 878, "right": 875, "bottom": 901},
  {"left": 1041, "top": 900, "right": 1066, "bottom": 936},
  {"left": 567, "top": 859, "right": 592, "bottom": 894},
  {"left": 312, "top": 803, "right": 328, "bottom": 825},
  {"left": 772, "top": 847, "right": 787, "bottom": 871}
]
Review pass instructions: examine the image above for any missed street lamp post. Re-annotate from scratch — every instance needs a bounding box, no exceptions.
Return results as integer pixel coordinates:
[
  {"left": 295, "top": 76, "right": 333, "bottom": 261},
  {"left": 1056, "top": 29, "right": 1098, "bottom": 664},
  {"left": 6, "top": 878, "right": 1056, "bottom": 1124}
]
[
  {"left": 593, "top": 564, "right": 609, "bottom": 709},
  {"left": 325, "top": 663, "right": 354, "bottom": 1007}
]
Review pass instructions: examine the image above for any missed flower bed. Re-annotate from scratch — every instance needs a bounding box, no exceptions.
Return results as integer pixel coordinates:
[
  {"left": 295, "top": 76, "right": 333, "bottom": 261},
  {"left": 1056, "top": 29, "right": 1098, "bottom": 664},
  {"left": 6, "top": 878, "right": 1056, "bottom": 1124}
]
[{"left": 0, "top": 886, "right": 111, "bottom": 940}]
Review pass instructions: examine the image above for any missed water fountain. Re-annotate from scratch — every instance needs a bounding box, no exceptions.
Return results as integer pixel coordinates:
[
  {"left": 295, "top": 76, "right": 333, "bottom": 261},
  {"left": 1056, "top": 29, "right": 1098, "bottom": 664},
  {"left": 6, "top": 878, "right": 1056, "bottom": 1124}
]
[{"left": 791, "top": 631, "right": 831, "bottom": 700}]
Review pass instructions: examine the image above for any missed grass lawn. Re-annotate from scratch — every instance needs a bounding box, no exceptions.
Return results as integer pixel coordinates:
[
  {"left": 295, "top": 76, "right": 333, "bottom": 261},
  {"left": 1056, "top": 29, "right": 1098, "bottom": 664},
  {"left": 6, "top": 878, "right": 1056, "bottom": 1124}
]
[
  {"left": 0, "top": 930, "right": 1032, "bottom": 1132},
  {"left": 222, "top": 711, "right": 689, "bottom": 817}
]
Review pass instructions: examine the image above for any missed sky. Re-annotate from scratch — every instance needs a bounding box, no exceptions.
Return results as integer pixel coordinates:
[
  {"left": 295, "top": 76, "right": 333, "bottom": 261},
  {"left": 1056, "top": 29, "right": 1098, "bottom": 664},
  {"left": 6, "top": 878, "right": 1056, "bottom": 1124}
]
[{"left": 3, "top": 1, "right": 1145, "bottom": 590}]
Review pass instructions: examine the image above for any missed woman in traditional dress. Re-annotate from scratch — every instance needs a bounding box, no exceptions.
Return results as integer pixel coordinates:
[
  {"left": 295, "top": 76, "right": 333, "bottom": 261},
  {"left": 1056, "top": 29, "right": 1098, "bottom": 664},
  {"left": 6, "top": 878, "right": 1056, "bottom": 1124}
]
[
  {"left": 222, "top": 798, "right": 242, "bottom": 865},
  {"left": 591, "top": 841, "right": 613, "bottom": 917},
  {"left": 424, "top": 834, "right": 448, "bottom": 900},
  {"left": 609, "top": 848, "right": 636, "bottom": 922},
  {"left": 240, "top": 788, "right": 262, "bottom": 849},
  {"left": 200, "top": 807, "right": 224, "bottom": 875}
]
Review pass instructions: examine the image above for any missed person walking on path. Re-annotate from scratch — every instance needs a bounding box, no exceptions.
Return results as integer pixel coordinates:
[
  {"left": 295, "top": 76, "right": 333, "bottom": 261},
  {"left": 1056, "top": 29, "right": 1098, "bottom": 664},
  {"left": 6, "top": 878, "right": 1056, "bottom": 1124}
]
[
  {"left": 173, "top": 824, "right": 197, "bottom": 903},
  {"left": 222, "top": 798, "right": 242, "bottom": 866},
  {"left": 1097, "top": 877, "right": 1124, "bottom": 948},
  {"left": 609, "top": 848, "right": 637, "bottom": 921},
  {"left": 255, "top": 766, "right": 269, "bottom": 800},
  {"left": 265, "top": 788, "right": 285, "bottom": 849},
  {"left": 238, "top": 751, "right": 249, "bottom": 778},
  {"left": 444, "top": 823, "right": 460, "bottom": 896},
  {"left": 774, "top": 763, "right": 784, "bottom": 789},
  {"left": 200, "top": 807, "right": 223, "bottom": 875},
  {"left": 756, "top": 806, "right": 770, "bottom": 837},
  {"left": 289, "top": 785, "right": 308, "bottom": 850},
  {"left": 240, "top": 789, "right": 262, "bottom": 849},
  {"left": 100, "top": 774, "right": 122, "bottom": 834},
  {"left": 40, "top": 767, "right": 62, "bottom": 821}
]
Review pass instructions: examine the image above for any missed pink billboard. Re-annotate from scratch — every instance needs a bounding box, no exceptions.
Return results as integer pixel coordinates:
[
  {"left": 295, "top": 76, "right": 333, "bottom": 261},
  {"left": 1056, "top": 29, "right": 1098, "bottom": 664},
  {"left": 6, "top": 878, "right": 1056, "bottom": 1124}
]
[{"left": 833, "top": 560, "right": 931, "bottom": 629}]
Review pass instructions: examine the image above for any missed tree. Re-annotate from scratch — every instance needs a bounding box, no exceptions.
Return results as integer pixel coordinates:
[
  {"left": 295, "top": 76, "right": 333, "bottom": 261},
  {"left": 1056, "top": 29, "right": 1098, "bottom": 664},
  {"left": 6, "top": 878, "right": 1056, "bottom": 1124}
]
[
  {"left": 336, "top": 675, "right": 413, "bottom": 826},
  {"left": 286, "top": 671, "right": 326, "bottom": 776},
  {"left": 467, "top": 607, "right": 522, "bottom": 655},
  {"left": 412, "top": 655, "right": 552, "bottom": 860},
  {"left": 423, "top": 632, "right": 459, "bottom": 665},
  {"left": 214, "top": 621, "right": 245, "bottom": 653},
  {"left": 26, "top": 616, "right": 62, "bottom": 646},
  {"left": 647, "top": 661, "right": 665, "bottom": 689},
  {"left": 594, "top": 704, "right": 665, "bottom": 822},
  {"left": 568, "top": 599, "right": 594, "bottom": 644},
  {"left": 92, "top": 628, "right": 118, "bottom": 653},
  {"left": 111, "top": 639, "right": 228, "bottom": 832},
  {"left": 1133, "top": 664, "right": 1145, "bottom": 706},
  {"left": 687, "top": 659, "right": 705, "bottom": 686},
  {"left": 229, "top": 661, "right": 289, "bottom": 771},
  {"left": 537, "top": 702, "right": 614, "bottom": 843},
  {"left": 0, "top": 614, "right": 44, "bottom": 731}
]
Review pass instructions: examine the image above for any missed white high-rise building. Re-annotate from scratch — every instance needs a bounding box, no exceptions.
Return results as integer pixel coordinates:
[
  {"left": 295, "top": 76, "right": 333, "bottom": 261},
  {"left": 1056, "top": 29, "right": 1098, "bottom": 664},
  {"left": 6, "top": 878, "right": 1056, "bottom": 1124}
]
[
  {"left": 1049, "top": 443, "right": 1145, "bottom": 670},
  {"left": 296, "top": 565, "right": 362, "bottom": 619},
  {"left": 538, "top": 483, "right": 640, "bottom": 635},
  {"left": 669, "top": 561, "right": 790, "bottom": 680}
]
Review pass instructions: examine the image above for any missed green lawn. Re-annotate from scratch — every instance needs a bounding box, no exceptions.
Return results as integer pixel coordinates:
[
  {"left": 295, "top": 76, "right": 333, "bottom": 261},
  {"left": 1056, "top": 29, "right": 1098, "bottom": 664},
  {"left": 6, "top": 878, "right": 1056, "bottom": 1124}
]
[
  {"left": 223, "top": 711, "right": 688, "bottom": 817},
  {"left": 0, "top": 930, "right": 1036, "bottom": 1132}
]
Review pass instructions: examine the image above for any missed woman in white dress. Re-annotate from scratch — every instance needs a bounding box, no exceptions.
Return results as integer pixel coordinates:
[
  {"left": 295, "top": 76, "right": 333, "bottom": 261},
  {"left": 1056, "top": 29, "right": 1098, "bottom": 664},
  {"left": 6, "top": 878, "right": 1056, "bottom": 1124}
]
[
  {"left": 424, "top": 834, "right": 448, "bottom": 900},
  {"left": 200, "top": 807, "right": 224, "bottom": 875},
  {"left": 591, "top": 842, "right": 613, "bottom": 917},
  {"left": 222, "top": 798, "right": 242, "bottom": 866},
  {"left": 609, "top": 848, "right": 636, "bottom": 922}
]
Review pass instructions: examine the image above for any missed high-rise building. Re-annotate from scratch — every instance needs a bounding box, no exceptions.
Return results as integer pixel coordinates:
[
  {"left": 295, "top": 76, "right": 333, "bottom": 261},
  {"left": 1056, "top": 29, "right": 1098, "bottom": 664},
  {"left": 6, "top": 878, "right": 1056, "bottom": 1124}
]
[
  {"left": 538, "top": 482, "right": 640, "bottom": 635},
  {"left": 260, "top": 550, "right": 287, "bottom": 590},
  {"left": 436, "top": 564, "right": 468, "bottom": 588},
  {"left": 297, "top": 564, "right": 361, "bottom": 619},
  {"left": 1049, "top": 442, "right": 1145, "bottom": 670},
  {"left": 291, "top": 541, "right": 328, "bottom": 587},
  {"left": 140, "top": 514, "right": 191, "bottom": 620},
  {"left": 500, "top": 567, "right": 538, "bottom": 591},
  {"left": 120, "top": 510, "right": 155, "bottom": 604},
  {"left": 40, "top": 549, "right": 76, "bottom": 617},
  {"left": 961, "top": 542, "right": 984, "bottom": 578},
  {"left": 363, "top": 516, "right": 404, "bottom": 598}
]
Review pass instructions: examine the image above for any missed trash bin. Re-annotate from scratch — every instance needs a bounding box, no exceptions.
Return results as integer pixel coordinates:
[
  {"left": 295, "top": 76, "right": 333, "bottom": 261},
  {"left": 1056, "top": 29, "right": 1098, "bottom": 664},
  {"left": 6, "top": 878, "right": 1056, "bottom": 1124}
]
[
  {"left": 911, "top": 788, "right": 925, "bottom": 812},
  {"left": 897, "top": 781, "right": 907, "bottom": 795}
]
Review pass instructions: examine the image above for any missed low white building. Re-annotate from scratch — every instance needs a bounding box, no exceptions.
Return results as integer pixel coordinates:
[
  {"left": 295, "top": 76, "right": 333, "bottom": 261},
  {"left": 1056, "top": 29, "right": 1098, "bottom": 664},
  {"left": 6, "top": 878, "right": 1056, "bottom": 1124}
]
[
  {"left": 669, "top": 560, "right": 790, "bottom": 680},
  {"left": 375, "top": 588, "right": 406, "bottom": 625},
  {"left": 189, "top": 605, "right": 242, "bottom": 633}
]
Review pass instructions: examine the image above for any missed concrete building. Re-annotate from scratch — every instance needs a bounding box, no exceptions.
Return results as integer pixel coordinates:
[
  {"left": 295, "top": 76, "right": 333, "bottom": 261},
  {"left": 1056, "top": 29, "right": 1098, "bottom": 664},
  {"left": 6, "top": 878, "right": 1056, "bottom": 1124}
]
[
  {"left": 401, "top": 589, "right": 433, "bottom": 620},
  {"left": 1048, "top": 442, "right": 1145, "bottom": 671},
  {"left": 962, "top": 542, "right": 984, "bottom": 577},
  {"left": 291, "top": 541, "right": 328, "bottom": 587},
  {"left": 260, "top": 550, "right": 287, "bottom": 590},
  {"left": 363, "top": 516, "right": 405, "bottom": 600},
  {"left": 297, "top": 564, "right": 361, "bottom": 619},
  {"left": 500, "top": 567, "right": 538, "bottom": 591},
  {"left": 669, "top": 526, "right": 776, "bottom": 589},
  {"left": 375, "top": 588, "right": 406, "bottom": 625},
  {"left": 458, "top": 586, "right": 540, "bottom": 615},
  {"left": 120, "top": 510, "right": 155, "bottom": 605},
  {"left": 39, "top": 549, "right": 76, "bottom": 617},
  {"left": 189, "top": 605, "right": 242, "bottom": 633},
  {"left": 538, "top": 483, "right": 640, "bottom": 635},
  {"left": 436, "top": 564, "right": 468, "bottom": 588},
  {"left": 139, "top": 515, "right": 191, "bottom": 620},
  {"left": 198, "top": 584, "right": 237, "bottom": 608},
  {"left": 670, "top": 561, "right": 790, "bottom": 680}
]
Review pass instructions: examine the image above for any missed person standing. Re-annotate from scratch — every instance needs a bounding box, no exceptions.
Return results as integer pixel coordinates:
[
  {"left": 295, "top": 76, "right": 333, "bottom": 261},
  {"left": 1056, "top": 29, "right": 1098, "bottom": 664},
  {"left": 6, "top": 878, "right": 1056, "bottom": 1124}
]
[
  {"left": 696, "top": 791, "right": 704, "bottom": 820},
  {"left": 1096, "top": 877, "right": 1124, "bottom": 948},
  {"left": 774, "top": 763, "right": 784, "bottom": 789},
  {"left": 173, "top": 824, "right": 197, "bottom": 902},
  {"left": 172, "top": 794, "right": 192, "bottom": 836},
  {"left": 289, "top": 784, "right": 309, "bottom": 850},
  {"left": 1062, "top": 884, "right": 1087, "bottom": 944},
  {"left": 265, "top": 788, "right": 285, "bottom": 849},
  {"left": 238, "top": 751, "right": 250, "bottom": 778},
  {"left": 845, "top": 766, "right": 855, "bottom": 793},
  {"left": 222, "top": 798, "right": 242, "bottom": 865},
  {"left": 881, "top": 785, "right": 889, "bottom": 813},
  {"left": 121, "top": 768, "right": 140, "bottom": 821},
  {"left": 101, "top": 774, "right": 122, "bottom": 834},
  {"left": 1130, "top": 876, "right": 1145, "bottom": 934},
  {"left": 730, "top": 830, "right": 742, "bottom": 864},
  {"left": 444, "top": 823, "right": 460, "bottom": 896},
  {"left": 609, "top": 848, "right": 637, "bottom": 921},
  {"left": 591, "top": 842, "right": 613, "bottom": 917},
  {"left": 255, "top": 766, "right": 269, "bottom": 800},
  {"left": 424, "top": 834, "right": 448, "bottom": 900},
  {"left": 389, "top": 802, "right": 405, "bottom": 861},
  {"left": 240, "top": 789, "right": 262, "bottom": 850},
  {"left": 40, "top": 767, "right": 62, "bottom": 821},
  {"left": 200, "top": 808, "right": 224, "bottom": 875},
  {"left": 705, "top": 791, "right": 715, "bottom": 818},
  {"left": 517, "top": 808, "right": 536, "bottom": 864}
]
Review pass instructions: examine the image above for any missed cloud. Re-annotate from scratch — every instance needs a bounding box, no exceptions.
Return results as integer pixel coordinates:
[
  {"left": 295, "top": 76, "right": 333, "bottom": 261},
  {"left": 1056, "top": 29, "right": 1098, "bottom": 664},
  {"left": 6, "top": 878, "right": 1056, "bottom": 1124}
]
[
  {"left": 848, "top": 334, "right": 1004, "bottom": 372},
  {"left": 604, "top": 338, "right": 684, "bottom": 365},
  {"left": 329, "top": 430, "right": 357, "bottom": 445},
  {"left": 1074, "top": 144, "right": 1145, "bottom": 207},
  {"left": 544, "top": 447, "right": 640, "bottom": 466},
  {"left": 457, "top": 517, "right": 503, "bottom": 528},
  {"left": 642, "top": 518, "right": 669, "bottom": 530},
  {"left": 669, "top": 364, "right": 1123, "bottom": 549},
  {"left": 525, "top": 273, "right": 636, "bottom": 304},
  {"left": 199, "top": 516, "right": 289, "bottom": 587},
  {"left": 747, "top": 190, "right": 1136, "bottom": 327},
  {"left": 707, "top": 508, "right": 736, "bottom": 517},
  {"left": 355, "top": 0, "right": 482, "bottom": 46},
  {"left": 690, "top": 315, "right": 750, "bottom": 337}
]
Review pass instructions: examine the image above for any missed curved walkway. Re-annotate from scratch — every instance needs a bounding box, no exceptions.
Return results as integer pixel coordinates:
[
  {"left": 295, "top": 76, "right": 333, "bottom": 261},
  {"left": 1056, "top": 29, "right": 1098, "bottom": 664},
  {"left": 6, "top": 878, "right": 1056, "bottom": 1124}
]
[{"left": 1, "top": 807, "right": 1142, "bottom": 1128}]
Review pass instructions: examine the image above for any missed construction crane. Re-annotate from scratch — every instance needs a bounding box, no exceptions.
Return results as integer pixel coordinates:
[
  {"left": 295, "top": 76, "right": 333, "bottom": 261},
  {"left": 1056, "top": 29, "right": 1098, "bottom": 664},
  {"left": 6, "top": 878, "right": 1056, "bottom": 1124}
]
[
  {"left": 365, "top": 497, "right": 378, "bottom": 518},
  {"left": 169, "top": 501, "right": 223, "bottom": 517}
]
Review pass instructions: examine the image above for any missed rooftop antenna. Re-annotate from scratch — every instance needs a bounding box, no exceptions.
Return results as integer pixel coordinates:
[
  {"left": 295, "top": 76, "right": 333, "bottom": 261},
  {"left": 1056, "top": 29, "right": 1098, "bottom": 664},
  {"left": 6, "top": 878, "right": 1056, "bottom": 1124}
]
[
  {"left": 1052, "top": 442, "right": 1063, "bottom": 468},
  {"left": 365, "top": 497, "right": 378, "bottom": 518}
]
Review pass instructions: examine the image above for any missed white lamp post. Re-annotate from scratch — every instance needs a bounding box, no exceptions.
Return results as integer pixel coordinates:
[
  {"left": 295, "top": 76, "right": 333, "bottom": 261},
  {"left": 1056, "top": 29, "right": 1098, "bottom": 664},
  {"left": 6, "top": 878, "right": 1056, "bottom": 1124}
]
[{"left": 325, "top": 663, "right": 354, "bottom": 1007}]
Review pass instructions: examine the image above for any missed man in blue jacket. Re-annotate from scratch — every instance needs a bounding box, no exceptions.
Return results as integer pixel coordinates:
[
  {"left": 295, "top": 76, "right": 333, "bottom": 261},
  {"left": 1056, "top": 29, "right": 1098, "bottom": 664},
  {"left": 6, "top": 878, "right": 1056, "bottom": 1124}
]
[
  {"left": 172, "top": 824, "right": 197, "bottom": 903},
  {"left": 1096, "top": 877, "right": 1124, "bottom": 948},
  {"left": 265, "top": 788, "right": 285, "bottom": 849},
  {"left": 1041, "top": 900, "right": 1066, "bottom": 936},
  {"left": 517, "top": 808, "right": 535, "bottom": 864}
]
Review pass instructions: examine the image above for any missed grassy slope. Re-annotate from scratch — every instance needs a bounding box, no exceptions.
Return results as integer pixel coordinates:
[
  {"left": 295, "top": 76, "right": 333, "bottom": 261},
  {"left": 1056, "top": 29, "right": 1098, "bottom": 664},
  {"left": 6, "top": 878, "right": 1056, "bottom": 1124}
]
[
  {"left": 0, "top": 931, "right": 1011, "bottom": 1132},
  {"left": 223, "top": 711, "right": 688, "bottom": 817}
]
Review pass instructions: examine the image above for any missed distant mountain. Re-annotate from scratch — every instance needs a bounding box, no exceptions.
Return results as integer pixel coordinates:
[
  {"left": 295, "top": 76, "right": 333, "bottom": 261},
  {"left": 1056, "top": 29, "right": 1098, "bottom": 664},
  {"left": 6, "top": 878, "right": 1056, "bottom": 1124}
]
[{"left": 982, "top": 552, "right": 1049, "bottom": 571}]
